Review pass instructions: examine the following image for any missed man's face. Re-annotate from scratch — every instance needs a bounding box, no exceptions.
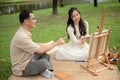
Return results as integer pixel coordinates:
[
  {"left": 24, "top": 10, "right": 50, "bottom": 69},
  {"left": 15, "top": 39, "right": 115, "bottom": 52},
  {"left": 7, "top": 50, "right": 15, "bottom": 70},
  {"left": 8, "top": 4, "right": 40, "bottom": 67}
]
[{"left": 27, "top": 13, "right": 37, "bottom": 28}]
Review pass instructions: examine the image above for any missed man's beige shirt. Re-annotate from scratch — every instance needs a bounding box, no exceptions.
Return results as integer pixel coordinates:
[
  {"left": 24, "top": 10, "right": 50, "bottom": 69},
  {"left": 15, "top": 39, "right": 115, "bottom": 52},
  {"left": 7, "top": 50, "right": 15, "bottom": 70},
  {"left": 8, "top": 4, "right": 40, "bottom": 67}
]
[{"left": 10, "top": 26, "right": 40, "bottom": 76}]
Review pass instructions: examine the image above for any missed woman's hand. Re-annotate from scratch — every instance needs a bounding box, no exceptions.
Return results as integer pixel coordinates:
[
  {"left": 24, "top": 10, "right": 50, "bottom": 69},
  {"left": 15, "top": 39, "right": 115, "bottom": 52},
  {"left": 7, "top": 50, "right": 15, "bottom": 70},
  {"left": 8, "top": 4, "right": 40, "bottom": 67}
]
[{"left": 81, "top": 36, "right": 90, "bottom": 44}]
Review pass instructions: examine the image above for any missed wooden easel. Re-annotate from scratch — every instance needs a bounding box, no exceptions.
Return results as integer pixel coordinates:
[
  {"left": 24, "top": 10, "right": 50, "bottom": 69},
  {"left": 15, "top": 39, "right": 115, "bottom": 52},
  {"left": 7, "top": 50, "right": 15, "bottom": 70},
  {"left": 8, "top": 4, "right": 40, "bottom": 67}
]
[{"left": 80, "top": 8, "right": 113, "bottom": 76}]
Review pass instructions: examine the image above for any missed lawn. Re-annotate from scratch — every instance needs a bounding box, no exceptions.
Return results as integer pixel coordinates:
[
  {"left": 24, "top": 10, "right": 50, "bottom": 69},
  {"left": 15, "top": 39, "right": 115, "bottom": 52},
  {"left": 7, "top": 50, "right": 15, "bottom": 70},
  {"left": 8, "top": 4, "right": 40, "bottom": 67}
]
[
  {"left": 0, "top": 1, "right": 120, "bottom": 80},
  {"left": 0, "top": 0, "right": 21, "bottom": 2}
]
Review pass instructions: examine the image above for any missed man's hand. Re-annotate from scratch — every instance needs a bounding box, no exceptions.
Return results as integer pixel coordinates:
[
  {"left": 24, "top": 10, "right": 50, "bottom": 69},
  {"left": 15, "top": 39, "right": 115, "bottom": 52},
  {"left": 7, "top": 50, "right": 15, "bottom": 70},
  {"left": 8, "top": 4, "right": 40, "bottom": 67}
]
[{"left": 56, "top": 38, "right": 65, "bottom": 45}]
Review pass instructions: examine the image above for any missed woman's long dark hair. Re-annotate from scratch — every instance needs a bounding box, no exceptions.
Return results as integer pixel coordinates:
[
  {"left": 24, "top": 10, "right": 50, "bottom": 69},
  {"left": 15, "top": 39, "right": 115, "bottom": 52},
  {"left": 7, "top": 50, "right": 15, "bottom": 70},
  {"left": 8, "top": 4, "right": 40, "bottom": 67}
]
[{"left": 66, "top": 7, "right": 86, "bottom": 39}]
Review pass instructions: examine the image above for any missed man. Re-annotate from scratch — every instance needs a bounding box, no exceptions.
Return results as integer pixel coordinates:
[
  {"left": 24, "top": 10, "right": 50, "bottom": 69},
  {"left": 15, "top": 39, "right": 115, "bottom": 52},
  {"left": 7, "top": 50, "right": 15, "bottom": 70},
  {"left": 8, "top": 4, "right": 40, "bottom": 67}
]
[{"left": 10, "top": 10, "right": 64, "bottom": 78}]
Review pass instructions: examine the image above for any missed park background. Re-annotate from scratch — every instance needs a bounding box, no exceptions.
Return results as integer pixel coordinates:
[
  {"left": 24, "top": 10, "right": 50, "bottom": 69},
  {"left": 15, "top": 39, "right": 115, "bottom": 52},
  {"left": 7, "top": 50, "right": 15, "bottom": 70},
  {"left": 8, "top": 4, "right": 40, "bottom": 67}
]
[{"left": 0, "top": 0, "right": 120, "bottom": 80}]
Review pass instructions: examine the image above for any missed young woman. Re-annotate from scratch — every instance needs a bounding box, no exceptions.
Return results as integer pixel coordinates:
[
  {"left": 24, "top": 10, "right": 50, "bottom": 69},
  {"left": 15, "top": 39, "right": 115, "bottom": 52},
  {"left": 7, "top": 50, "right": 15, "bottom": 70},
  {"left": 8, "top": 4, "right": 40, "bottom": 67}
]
[{"left": 55, "top": 7, "right": 90, "bottom": 60}]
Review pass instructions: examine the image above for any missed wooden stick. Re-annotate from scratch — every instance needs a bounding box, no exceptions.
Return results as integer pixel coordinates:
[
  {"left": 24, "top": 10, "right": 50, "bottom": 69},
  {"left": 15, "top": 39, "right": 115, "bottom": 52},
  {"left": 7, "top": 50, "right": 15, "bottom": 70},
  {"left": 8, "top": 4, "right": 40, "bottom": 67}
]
[
  {"left": 99, "top": 7, "right": 106, "bottom": 34},
  {"left": 96, "top": 8, "right": 106, "bottom": 58},
  {"left": 0, "top": 58, "right": 6, "bottom": 62}
]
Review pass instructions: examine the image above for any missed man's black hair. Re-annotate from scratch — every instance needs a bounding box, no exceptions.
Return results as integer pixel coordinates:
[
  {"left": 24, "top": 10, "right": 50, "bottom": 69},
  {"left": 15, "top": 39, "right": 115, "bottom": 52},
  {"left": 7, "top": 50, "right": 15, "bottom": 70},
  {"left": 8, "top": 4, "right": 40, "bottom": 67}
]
[{"left": 19, "top": 10, "right": 33, "bottom": 24}]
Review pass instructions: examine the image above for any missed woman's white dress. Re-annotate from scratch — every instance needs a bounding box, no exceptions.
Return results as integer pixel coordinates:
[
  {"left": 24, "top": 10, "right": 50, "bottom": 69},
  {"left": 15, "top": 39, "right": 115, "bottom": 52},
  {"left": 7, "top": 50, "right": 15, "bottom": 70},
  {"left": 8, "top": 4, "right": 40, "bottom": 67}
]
[{"left": 55, "top": 21, "right": 89, "bottom": 60}]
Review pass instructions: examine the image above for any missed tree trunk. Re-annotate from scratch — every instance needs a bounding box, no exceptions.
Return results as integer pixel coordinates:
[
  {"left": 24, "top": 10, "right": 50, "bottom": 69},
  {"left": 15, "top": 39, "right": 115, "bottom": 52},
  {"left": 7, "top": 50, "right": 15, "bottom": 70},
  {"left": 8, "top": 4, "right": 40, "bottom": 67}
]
[
  {"left": 59, "top": 0, "right": 64, "bottom": 7},
  {"left": 52, "top": 0, "right": 58, "bottom": 15},
  {"left": 94, "top": 0, "right": 97, "bottom": 7}
]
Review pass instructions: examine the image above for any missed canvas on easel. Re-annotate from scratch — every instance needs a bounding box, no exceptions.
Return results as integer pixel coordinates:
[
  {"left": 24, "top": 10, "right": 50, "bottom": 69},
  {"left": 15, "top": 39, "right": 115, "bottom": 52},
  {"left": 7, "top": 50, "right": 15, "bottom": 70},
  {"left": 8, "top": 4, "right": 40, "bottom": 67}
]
[{"left": 80, "top": 8, "right": 113, "bottom": 76}]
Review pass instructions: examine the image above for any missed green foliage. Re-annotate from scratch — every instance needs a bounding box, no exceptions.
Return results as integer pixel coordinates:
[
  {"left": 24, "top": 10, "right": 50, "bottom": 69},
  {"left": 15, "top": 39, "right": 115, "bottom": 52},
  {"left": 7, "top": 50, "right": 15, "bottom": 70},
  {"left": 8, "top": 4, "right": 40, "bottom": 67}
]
[{"left": 0, "top": 1, "right": 120, "bottom": 80}]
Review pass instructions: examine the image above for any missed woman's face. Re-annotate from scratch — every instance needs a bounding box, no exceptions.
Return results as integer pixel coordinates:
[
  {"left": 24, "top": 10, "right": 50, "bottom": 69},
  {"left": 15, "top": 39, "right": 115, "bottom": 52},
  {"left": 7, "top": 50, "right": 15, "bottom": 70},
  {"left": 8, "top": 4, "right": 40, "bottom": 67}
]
[{"left": 71, "top": 10, "right": 80, "bottom": 25}]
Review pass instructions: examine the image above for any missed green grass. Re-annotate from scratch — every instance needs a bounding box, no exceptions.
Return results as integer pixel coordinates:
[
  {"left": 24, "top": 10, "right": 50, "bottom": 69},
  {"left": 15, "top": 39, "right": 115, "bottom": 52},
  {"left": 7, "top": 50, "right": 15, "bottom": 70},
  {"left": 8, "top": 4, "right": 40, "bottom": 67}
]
[
  {"left": 0, "top": 1, "right": 120, "bottom": 80},
  {"left": 0, "top": 0, "right": 21, "bottom": 2}
]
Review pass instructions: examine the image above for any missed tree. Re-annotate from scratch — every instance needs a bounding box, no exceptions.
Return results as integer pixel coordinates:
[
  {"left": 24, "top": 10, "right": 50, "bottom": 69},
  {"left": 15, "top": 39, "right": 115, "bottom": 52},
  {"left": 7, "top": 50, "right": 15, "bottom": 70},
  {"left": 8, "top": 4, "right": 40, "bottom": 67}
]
[
  {"left": 52, "top": 0, "right": 58, "bottom": 15},
  {"left": 119, "top": 0, "right": 120, "bottom": 2},
  {"left": 94, "top": 0, "right": 97, "bottom": 7},
  {"left": 59, "top": 0, "right": 64, "bottom": 7}
]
